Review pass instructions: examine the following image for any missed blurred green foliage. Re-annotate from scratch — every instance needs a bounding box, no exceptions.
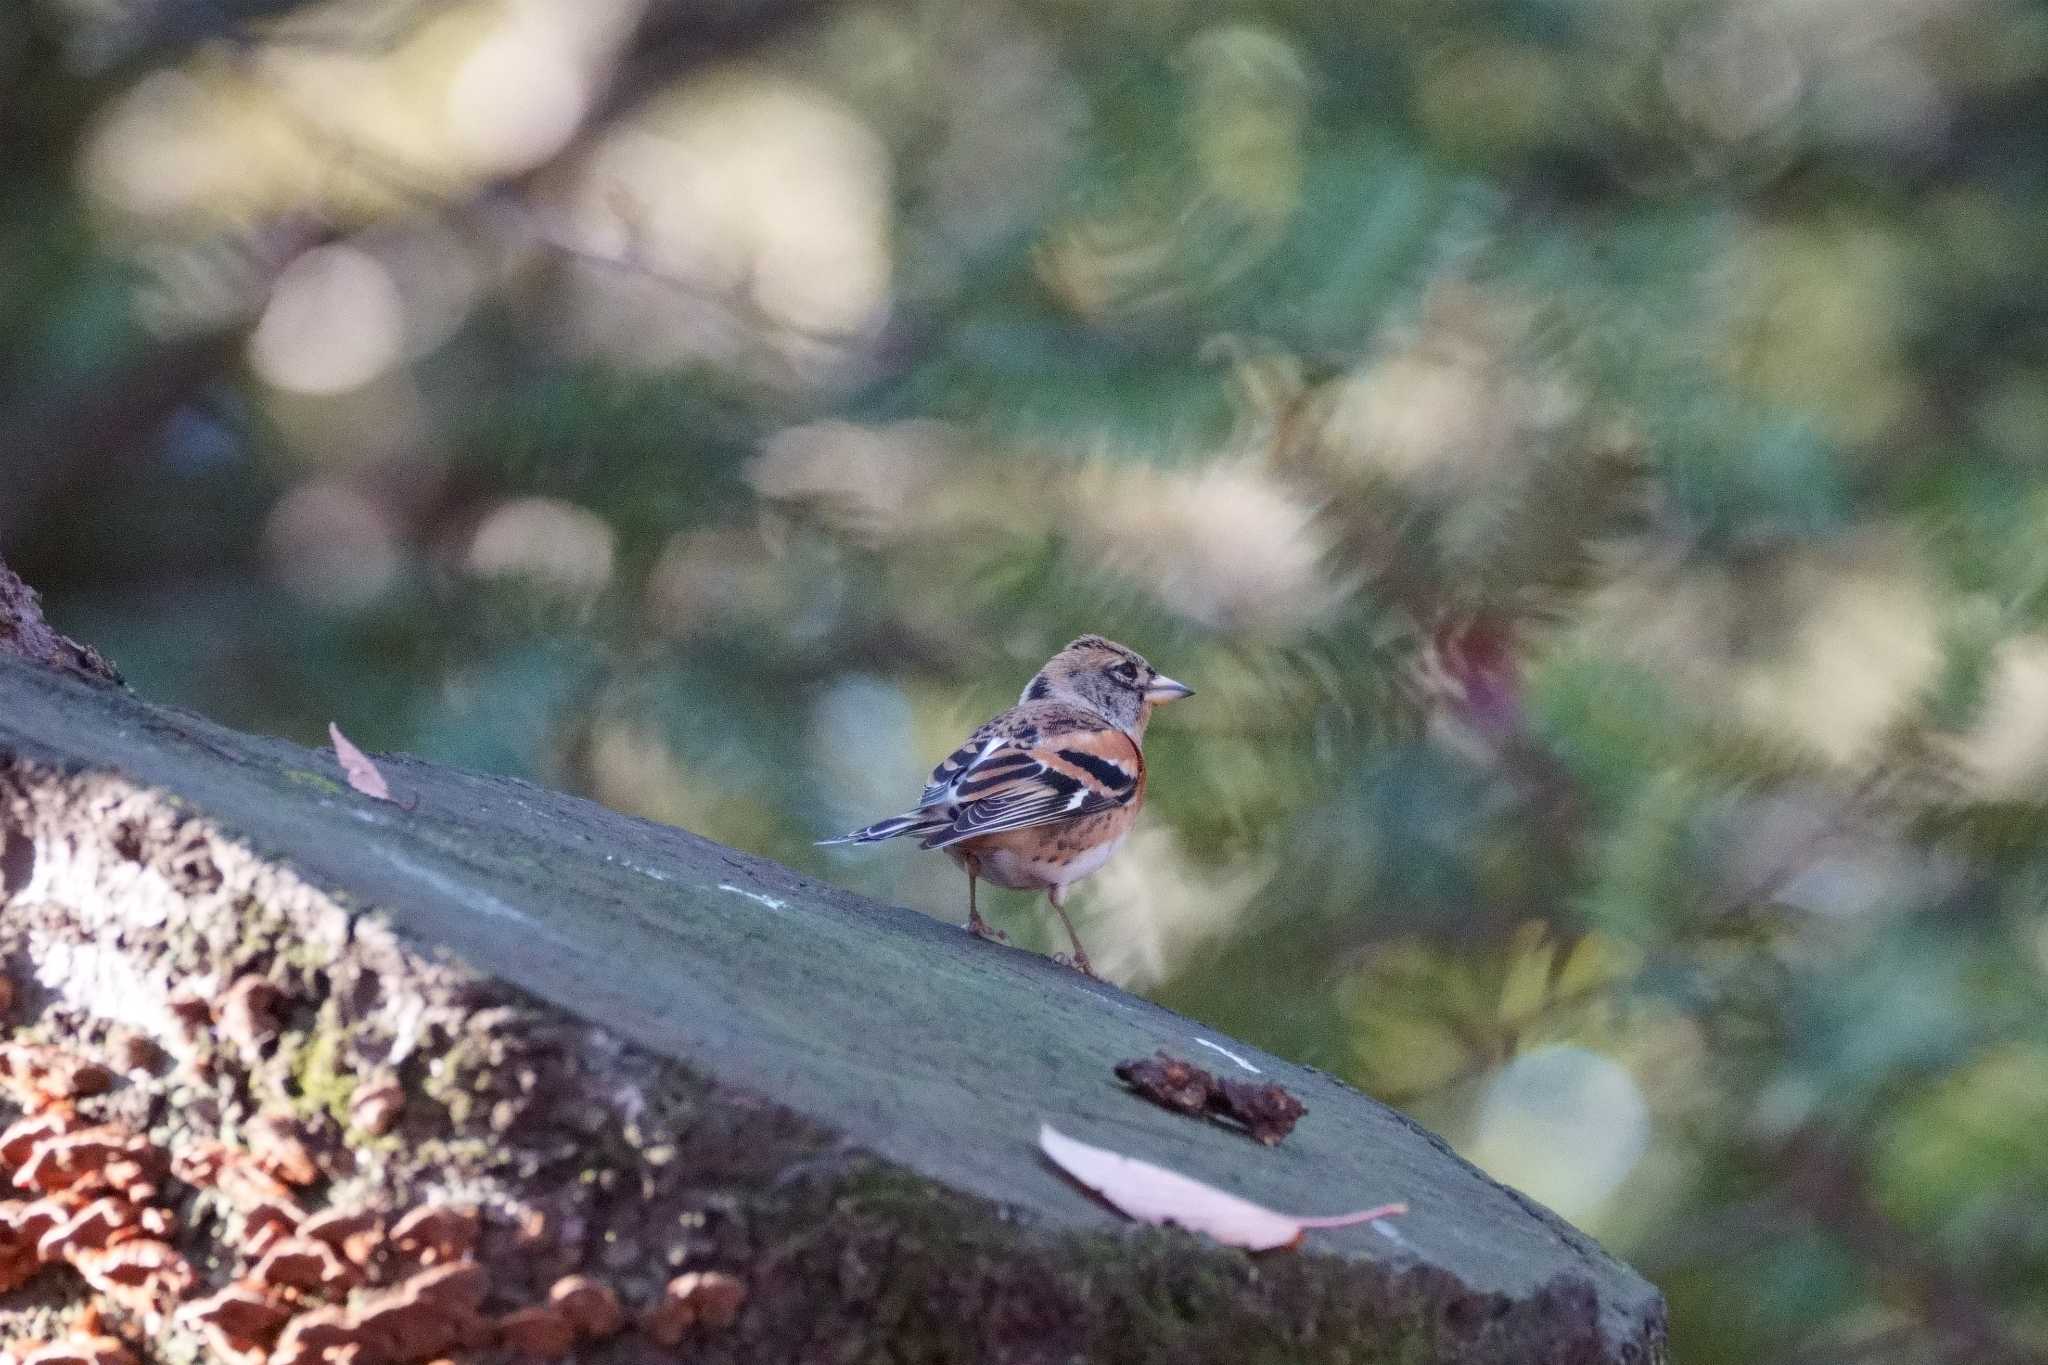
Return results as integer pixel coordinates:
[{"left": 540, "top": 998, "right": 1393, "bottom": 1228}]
[{"left": 9, "top": 0, "right": 2048, "bottom": 1357}]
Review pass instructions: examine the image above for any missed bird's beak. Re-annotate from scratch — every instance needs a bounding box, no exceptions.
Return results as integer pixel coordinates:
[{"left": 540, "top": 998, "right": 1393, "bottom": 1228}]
[{"left": 1146, "top": 675, "right": 1194, "bottom": 703}]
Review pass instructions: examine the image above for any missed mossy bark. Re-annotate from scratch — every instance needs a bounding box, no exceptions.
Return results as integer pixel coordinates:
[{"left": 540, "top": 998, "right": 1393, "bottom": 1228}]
[{"left": 0, "top": 653, "right": 1666, "bottom": 1363}]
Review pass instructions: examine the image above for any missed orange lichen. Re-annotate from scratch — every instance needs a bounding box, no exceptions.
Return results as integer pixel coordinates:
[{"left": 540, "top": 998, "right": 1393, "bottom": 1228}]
[
  {"left": 637, "top": 1295, "right": 689, "bottom": 1348},
  {"left": 0, "top": 1257, "right": 35, "bottom": 1295},
  {"left": 98, "top": 1163, "right": 155, "bottom": 1204},
  {"left": 164, "top": 990, "right": 211, "bottom": 1035},
  {"left": 69, "top": 1240, "right": 193, "bottom": 1332},
  {"left": 16, "top": 1333, "right": 136, "bottom": 1365},
  {"left": 260, "top": 1255, "right": 495, "bottom": 1365},
  {"left": 495, "top": 1306, "right": 574, "bottom": 1360},
  {"left": 175, "top": 1139, "right": 305, "bottom": 1217},
  {"left": 640, "top": 1272, "right": 747, "bottom": 1348},
  {"left": 299, "top": 1208, "right": 383, "bottom": 1269},
  {"left": 0, "top": 859, "right": 758, "bottom": 1365},
  {"left": 0, "top": 1202, "right": 41, "bottom": 1290},
  {"left": 252, "top": 1236, "right": 360, "bottom": 1296},
  {"left": 179, "top": 1280, "right": 292, "bottom": 1364},
  {"left": 0, "top": 1113, "right": 195, "bottom": 1326},
  {"left": 0, "top": 1112, "right": 75, "bottom": 1169},
  {"left": 104, "top": 1032, "right": 159, "bottom": 1077},
  {"left": 64, "top": 1306, "right": 107, "bottom": 1339},
  {"left": 388, "top": 1204, "right": 477, "bottom": 1266},
  {"left": 168, "top": 1139, "right": 226, "bottom": 1187},
  {"left": 0, "top": 1045, "right": 112, "bottom": 1107},
  {"left": 673, "top": 1270, "right": 748, "bottom": 1331},
  {"left": 506, "top": 1202, "right": 548, "bottom": 1249},
  {"left": 401, "top": 1261, "right": 489, "bottom": 1313},
  {"left": 348, "top": 1075, "right": 404, "bottom": 1138},
  {"left": 10, "top": 1199, "right": 65, "bottom": 1257},
  {"left": 221, "top": 1165, "right": 301, "bottom": 1217},
  {"left": 181, "top": 1279, "right": 291, "bottom": 1337},
  {"left": 218, "top": 976, "right": 287, "bottom": 1055},
  {"left": 267, "top": 1305, "right": 354, "bottom": 1365},
  {"left": 36, "top": 1197, "right": 139, "bottom": 1260},
  {"left": 244, "top": 1114, "right": 319, "bottom": 1188},
  {"left": 243, "top": 1199, "right": 303, "bottom": 1261},
  {"left": 546, "top": 1274, "right": 623, "bottom": 1339},
  {"left": 353, "top": 1279, "right": 483, "bottom": 1362},
  {"left": 14, "top": 1126, "right": 163, "bottom": 1198}
]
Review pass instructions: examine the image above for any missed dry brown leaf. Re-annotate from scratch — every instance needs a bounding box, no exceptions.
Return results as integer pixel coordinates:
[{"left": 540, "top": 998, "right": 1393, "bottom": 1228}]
[
  {"left": 1114, "top": 1051, "right": 1307, "bottom": 1145},
  {"left": 1038, "top": 1124, "right": 1405, "bottom": 1251},
  {"left": 328, "top": 724, "right": 392, "bottom": 802}
]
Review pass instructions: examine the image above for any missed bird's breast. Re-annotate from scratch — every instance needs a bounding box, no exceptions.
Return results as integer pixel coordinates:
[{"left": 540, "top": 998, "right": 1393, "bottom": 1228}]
[{"left": 947, "top": 804, "right": 1138, "bottom": 890}]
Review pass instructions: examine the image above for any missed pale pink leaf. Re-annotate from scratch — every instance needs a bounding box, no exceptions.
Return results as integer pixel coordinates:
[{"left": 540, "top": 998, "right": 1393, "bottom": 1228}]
[
  {"left": 1038, "top": 1124, "right": 1406, "bottom": 1251},
  {"left": 329, "top": 723, "right": 392, "bottom": 803}
]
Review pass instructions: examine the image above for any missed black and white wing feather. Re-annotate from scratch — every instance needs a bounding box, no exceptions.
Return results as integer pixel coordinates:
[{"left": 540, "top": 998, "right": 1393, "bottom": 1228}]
[{"left": 821, "top": 704, "right": 1141, "bottom": 849}]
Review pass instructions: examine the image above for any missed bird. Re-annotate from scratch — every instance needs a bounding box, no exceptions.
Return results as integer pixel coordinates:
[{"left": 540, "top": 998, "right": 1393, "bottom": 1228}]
[{"left": 819, "top": 635, "right": 1193, "bottom": 976}]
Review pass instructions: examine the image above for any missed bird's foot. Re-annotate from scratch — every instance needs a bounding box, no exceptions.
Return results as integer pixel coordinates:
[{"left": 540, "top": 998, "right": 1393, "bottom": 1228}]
[
  {"left": 966, "top": 911, "right": 1008, "bottom": 945},
  {"left": 1051, "top": 952, "right": 1101, "bottom": 979}
]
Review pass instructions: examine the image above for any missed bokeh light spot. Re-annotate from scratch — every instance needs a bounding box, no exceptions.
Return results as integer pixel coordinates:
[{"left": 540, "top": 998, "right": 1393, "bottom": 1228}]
[
  {"left": 1468, "top": 1045, "right": 1650, "bottom": 1224},
  {"left": 264, "top": 481, "right": 404, "bottom": 610},
  {"left": 466, "top": 497, "right": 616, "bottom": 598},
  {"left": 249, "top": 245, "right": 407, "bottom": 396},
  {"left": 446, "top": 17, "right": 591, "bottom": 174}
]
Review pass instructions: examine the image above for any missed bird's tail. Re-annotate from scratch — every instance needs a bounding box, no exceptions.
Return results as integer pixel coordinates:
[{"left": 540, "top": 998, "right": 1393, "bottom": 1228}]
[{"left": 816, "top": 810, "right": 947, "bottom": 846}]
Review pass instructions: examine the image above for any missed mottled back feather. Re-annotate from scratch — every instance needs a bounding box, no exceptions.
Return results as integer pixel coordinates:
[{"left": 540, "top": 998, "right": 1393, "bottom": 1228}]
[{"left": 820, "top": 636, "right": 1173, "bottom": 850}]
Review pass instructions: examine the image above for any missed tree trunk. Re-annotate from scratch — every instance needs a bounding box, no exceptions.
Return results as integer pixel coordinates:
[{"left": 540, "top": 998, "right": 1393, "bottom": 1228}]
[{"left": 0, "top": 607, "right": 1665, "bottom": 1363}]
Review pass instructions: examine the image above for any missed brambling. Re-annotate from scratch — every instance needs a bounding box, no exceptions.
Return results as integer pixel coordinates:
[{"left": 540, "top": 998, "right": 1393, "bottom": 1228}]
[{"left": 820, "top": 635, "right": 1193, "bottom": 976}]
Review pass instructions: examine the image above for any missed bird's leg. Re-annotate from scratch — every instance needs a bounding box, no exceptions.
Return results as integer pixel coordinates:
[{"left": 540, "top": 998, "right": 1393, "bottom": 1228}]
[
  {"left": 964, "top": 866, "right": 1006, "bottom": 943},
  {"left": 1044, "top": 884, "right": 1098, "bottom": 978}
]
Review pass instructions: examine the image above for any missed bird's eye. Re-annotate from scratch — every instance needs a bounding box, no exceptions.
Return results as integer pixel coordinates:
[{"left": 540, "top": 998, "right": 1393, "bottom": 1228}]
[{"left": 1109, "top": 662, "right": 1140, "bottom": 685}]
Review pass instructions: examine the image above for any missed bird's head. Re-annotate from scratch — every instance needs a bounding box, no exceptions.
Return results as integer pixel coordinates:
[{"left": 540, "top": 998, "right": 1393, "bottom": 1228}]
[{"left": 1020, "top": 634, "right": 1193, "bottom": 732}]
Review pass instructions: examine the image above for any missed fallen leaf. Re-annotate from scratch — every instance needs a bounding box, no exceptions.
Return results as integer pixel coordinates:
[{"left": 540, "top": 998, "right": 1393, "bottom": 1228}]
[
  {"left": 329, "top": 724, "right": 392, "bottom": 802},
  {"left": 1115, "top": 1052, "right": 1215, "bottom": 1118},
  {"left": 1038, "top": 1124, "right": 1405, "bottom": 1251},
  {"left": 1215, "top": 1076, "right": 1308, "bottom": 1146},
  {"left": 1114, "top": 1051, "right": 1307, "bottom": 1145}
]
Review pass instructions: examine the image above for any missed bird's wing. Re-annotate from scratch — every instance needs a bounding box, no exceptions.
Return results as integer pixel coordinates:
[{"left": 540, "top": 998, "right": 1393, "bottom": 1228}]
[
  {"left": 919, "top": 724, "right": 1028, "bottom": 808},
  {"left": 919, "top": 723, "right": 1143, "bottom": 849}
]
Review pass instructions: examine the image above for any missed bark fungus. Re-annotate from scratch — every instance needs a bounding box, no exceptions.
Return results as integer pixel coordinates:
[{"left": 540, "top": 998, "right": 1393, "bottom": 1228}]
[{"left": 0, "top": 763, "right": 755, "bottom": 1364}]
